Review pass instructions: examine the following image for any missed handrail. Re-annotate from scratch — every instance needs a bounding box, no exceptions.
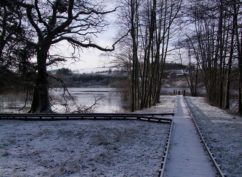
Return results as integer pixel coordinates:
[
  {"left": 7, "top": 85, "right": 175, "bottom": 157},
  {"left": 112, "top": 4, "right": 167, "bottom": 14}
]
[
  {"left": 0, "top": 112, "right": 174, "bottom": 176},
  {"left": 0, "top": 113, "right": 173, "bottom": 124},
  {"left": 0, "top": 113, "right": 174, "bottom": 117}
]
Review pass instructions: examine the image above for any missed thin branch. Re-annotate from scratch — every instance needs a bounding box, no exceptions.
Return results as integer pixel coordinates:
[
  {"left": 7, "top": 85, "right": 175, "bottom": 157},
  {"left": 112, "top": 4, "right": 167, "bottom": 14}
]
[
  {"left": 26, "top": 6, "right": 43, "bottom": 39},
  {"left": 52, "top": 30, "right": 130, "bottom": 51},
  {"left": 34, "top": 0, "right": 50, "bottom": 32},
  {"left": 46, "top": 57, "right": 66, "bottom": 66}
]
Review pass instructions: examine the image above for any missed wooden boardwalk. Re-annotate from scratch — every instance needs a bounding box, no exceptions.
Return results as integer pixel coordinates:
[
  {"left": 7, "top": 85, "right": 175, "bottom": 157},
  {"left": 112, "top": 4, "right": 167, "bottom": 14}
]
[{"left": 164, "top": 96, "right": 216, "bottom": 177}]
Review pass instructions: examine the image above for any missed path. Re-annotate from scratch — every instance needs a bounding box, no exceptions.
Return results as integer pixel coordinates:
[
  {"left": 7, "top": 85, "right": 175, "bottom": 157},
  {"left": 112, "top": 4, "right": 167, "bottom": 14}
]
[{"left": 164, "top": 95, "right": 216, "bottom": 177}]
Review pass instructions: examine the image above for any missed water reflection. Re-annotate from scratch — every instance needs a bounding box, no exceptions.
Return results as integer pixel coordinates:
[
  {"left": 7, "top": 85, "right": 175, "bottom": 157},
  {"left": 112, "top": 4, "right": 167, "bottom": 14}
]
[{"left": 0, "top": 88, "right": 129, "bottom": 113}]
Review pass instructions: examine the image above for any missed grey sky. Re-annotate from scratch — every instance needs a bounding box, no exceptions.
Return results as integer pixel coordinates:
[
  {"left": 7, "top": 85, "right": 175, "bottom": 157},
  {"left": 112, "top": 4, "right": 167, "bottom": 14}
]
[
  {"left": 50, "top": 0, "right": 119, "bottom": 72},
  {"left": 49, "top": 0, "right": 185, "bottom": 72}
]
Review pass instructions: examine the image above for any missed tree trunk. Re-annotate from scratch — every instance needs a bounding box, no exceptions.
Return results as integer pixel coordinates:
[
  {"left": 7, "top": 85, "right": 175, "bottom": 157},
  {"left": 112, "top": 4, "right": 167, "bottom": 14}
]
[
  {"left": 238, "top": 29, "right": 242, "bottom": 114},
  {"left": 239, "top": 82, "right": 242, "bottom": 114},
  {"left": 29, "top": 47, "right": 52, "bottom": 113},
  {"left": 234, "top": 1, "right": 242, "bottom": 114},
  {"left": 130, "top": 0, "right": 139, "bottom": 111},
  {"left": 225, "top": 4, "right": 236, "bottom": 109}
]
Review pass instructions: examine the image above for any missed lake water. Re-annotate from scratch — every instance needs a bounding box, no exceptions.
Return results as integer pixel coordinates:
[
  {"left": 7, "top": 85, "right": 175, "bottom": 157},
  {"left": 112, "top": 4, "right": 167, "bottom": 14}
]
[{"left": 0, "top": 88, "right": 129, "bottom": 113}]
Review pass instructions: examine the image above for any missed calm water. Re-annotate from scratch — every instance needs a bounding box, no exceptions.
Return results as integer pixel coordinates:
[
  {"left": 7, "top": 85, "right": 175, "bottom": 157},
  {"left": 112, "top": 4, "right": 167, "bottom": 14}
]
[{"left": 0, "top": 88, "right": 129, "bottom": 113}]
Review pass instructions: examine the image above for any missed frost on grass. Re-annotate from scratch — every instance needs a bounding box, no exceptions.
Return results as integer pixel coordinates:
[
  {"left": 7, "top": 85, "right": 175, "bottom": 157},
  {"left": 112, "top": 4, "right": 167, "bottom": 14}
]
[
  {"left": 137, "top": 96, "right": 176, "bottom": 114},
  {"left": 0, "top": 120, "right": 169, "bottom": 177},
  {"left": 186, "top": 97, "right": 242, "bottom": 177}
]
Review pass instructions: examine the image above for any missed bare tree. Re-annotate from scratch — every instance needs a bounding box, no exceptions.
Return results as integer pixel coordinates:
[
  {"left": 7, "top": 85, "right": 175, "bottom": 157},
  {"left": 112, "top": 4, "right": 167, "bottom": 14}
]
[
  {"left": 14, "top": 0, "right": 125, "bottom": 113},
  {"left": 178, "top": 46, "right": 199, "bottom": 96},
  {"left": 98, "top": 0, "right": 182, "bottom": 111},
  {"left": 117, "top": 0, "right": 182, "bottom": 111},
  {"left": 233, "top": 0, "right": 242, "bottom": 114},
  {"left": 183, "top": 0, "right": 241, "bottom": 113}
]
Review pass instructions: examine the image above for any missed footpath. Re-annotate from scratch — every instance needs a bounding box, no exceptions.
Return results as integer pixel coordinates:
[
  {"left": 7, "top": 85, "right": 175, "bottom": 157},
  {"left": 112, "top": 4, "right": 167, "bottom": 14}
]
[{"left": 164, "top": 95, "right": 216, "bottom": 177}]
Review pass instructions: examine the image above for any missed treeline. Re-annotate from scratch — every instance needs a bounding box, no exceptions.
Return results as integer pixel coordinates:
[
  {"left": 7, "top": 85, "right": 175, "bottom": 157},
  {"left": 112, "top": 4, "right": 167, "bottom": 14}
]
[
  {"left": 165, "top": 63, "right": 188, "bottom": 70},
  {"left": 0, "top": 67, "right": 35, "bottom": 92},
  {"left": 0, "top": 67, "right": 127, "bottom": 91},
  {"left": 114, "top": 0, "right": 241, "bottom": 114},
  {"left": 179, "top": 0, "right": 241, "bottom": 113},
  {"left": 116, "top": 0, "right": 182, "bottom": 111},
  {"left": 0, "top": 67, "right": 25, "bottom": 92},
  {"left": 50, "top": 68, "right": 127, "bottom": 87}
]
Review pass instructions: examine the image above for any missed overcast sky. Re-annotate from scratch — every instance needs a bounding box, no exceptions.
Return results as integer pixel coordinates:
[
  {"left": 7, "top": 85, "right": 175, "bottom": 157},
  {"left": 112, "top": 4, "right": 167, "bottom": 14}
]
[
  {"left": 49, "top": 0, "right": 185, "bottom": 73},
  {"left": 49, "top": 0, "right": 119, "bottom": 73}
]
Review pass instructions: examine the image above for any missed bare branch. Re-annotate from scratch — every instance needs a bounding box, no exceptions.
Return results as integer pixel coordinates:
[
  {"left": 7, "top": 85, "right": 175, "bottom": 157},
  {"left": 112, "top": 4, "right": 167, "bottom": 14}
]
[
  {"left": 52, "top": 30, "right": 130, "bottom": 51},
  {"left": 46, "top": 57, "right": 66, "bottom": 66}
]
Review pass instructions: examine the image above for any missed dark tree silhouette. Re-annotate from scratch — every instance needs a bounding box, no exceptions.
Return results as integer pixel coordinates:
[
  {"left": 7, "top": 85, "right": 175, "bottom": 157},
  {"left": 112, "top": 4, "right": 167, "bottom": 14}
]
[
  {"left": 117, "top": 0, "right": 182, "bottom": 111},
  {"left": 0, "top": 1, "right": 25, "bottom": 69},
  {"left": 13, "top": 0, "right": 124, "bottom": 113},
  {"left": 181, "top": 0, "right": 241, "bottom": 113}
]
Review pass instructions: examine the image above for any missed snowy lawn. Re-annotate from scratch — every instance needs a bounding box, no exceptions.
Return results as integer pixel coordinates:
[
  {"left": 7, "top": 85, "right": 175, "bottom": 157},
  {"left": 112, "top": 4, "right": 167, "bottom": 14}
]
[
  {"left": 0, "top": 120, "right": 169, "bottom": 177},
  {"left": 186, "top": 97, "right": 242, "bottom": 177}
]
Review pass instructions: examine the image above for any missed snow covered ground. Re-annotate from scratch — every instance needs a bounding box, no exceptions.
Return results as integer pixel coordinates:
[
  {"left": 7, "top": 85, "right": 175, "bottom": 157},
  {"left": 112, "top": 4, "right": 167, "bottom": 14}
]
[
  {"left": 0, "top": 121, "right": 170, "bottom": 177},
  {"left": 186, "top": 97, "right": 242, "bottom": 177},
  {"left": 0, "top": 95, "right": 175, "bottom": 177},
  {"left": 137, "top": 96, "right": 176, "bottom": 114}
]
